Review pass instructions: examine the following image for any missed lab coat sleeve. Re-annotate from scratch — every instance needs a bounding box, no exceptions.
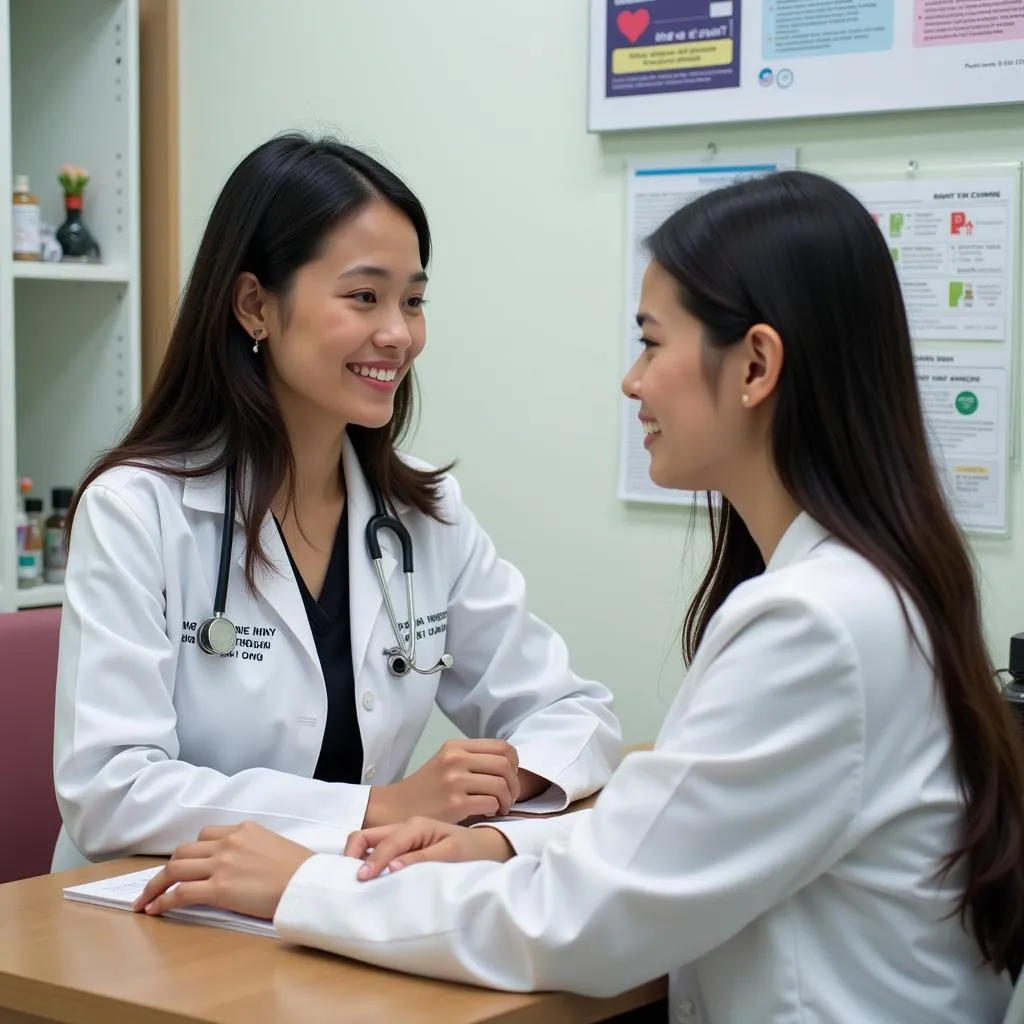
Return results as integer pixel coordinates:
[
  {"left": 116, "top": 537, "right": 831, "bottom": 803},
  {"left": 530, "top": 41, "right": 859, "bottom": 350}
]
[
  {"left": 274, "top": 593, "right": 865, "bottom": 996},
  {"left": 53, "top": 482, "right": 368, "bottom": 862},
  {"left": 472, "top": 809, "right": 587, "bottom": 856},
  {"left": 435, "top": 477, "right": 622, "bottom": 810}
]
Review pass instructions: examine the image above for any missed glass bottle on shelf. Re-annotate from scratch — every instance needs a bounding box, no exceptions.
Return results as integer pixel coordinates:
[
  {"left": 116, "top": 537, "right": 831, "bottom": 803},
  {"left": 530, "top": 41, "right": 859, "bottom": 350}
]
[
  {"left": 14, "top": 481, "right": 28, "bottom": 581},
  {"left": 12, "top": 174, "right": 41, "bottom": 261},
  {"left": 45, "top": 488, "right": 73, "bottom": 584},
  {"left": 56, "top": 163, "right": 100, "bottom": 262},
  {"left": 19, "top": 497, "right": 45, "bottom": 589}
]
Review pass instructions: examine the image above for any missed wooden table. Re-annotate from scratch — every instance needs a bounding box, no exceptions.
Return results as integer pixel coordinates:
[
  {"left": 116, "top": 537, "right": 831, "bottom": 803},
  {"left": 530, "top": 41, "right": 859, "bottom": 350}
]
[
  {"left": 0, "top": 858, "right": 665, "bottom": 1024},
  {"left": 0, "top": 745, "right": 665, "bottom": 1023}
]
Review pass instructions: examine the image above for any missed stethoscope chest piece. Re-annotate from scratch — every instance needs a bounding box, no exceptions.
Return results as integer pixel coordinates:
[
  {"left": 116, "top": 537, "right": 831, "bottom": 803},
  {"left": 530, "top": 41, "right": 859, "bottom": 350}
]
[
  {"left": 197, "top": 613, "right": 237, "bottom": 656},
  {"left": 385, "top": 648, "right": 410, "bottom": 678}
]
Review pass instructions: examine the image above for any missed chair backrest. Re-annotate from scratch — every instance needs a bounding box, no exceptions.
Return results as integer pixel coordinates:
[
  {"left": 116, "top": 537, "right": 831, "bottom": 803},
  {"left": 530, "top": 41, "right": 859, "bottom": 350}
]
[{"left": 0, "top": 606, "right": 63, "bottom": 884}]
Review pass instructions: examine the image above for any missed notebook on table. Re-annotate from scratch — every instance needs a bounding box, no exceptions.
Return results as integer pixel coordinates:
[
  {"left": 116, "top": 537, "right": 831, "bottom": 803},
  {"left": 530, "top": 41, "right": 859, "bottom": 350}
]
[{"left": 63, "top": 865, "right": 277, "bottom": 939}]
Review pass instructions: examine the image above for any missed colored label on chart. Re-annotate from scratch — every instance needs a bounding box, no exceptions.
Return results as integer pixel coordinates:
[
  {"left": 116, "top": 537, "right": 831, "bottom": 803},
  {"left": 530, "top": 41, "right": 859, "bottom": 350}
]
[
  {"left": 914, "top": 0, "right": 1024, "bottom": 47},
  {"left": 915, "top": 352, "right": 1007, "bottom": 531},
  {"left": 763, "top": 0, "right": 894, "bottom": 59},
  {"left": 858, "top": 179, "right": 1014, "bottom": 343},
  {"left": 606, "top": 0, "right": 741, "bottom": 99}
]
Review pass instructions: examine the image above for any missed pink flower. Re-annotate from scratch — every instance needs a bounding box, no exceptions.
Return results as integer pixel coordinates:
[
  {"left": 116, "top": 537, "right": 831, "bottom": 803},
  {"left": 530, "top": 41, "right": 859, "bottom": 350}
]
[{"left": 57, "top": 164, "right": 90, "bottom": 196}]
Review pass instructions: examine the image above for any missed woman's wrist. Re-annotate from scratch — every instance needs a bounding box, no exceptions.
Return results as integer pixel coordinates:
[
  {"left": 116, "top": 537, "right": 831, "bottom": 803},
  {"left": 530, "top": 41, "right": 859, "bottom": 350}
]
[
  {"left": 474, "top": 825, "right": 516, "bottom": 862},
  {"left": 362, "top": 783, "right": 398, "bottom": 829},
  {"left": 516, "top": 768, "right": 550, "bottom": 802}
]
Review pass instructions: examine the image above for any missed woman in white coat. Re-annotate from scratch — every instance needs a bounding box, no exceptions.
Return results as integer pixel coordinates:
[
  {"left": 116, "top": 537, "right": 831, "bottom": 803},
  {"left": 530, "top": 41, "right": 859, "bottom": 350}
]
[
  {"left": 52, "top": 133, "right": 621, "bottom": 872},
  {"left": 136, "top": 171, "right": 1024, "bottom": 1022}
]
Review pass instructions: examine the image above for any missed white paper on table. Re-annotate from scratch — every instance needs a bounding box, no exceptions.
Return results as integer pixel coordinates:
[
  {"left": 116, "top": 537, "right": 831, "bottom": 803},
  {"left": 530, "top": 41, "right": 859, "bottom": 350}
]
[{"left": 63, "top": 865, "right": 278, "bottom": 939}]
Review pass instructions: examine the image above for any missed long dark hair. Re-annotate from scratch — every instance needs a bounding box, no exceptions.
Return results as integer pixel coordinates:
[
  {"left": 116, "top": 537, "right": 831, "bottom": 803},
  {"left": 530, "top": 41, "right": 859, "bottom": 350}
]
[
  {"left": 68, "top": 132, "right": 450, "bottom": 589},
  {"left": 648, "top": 169, "right": 1024, "bottom": 978}
]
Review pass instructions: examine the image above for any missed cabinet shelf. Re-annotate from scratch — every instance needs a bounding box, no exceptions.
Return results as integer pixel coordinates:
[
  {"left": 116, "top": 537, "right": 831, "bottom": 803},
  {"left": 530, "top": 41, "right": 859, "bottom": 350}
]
[
  {"left": 15, "top": 583, "right": 64, "bottom": 608},
  {"left": 0, "top": 0, "right": 140, "bottom": 613},
  {"left": 13, "top": 261, "right": 132, "bottom": 283}
]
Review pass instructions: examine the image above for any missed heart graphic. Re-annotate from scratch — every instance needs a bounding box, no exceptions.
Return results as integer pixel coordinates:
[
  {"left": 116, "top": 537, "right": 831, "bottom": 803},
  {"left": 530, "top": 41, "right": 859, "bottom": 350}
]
[{"left": 617, "top": 8, "right": 650, "bottom": 45}]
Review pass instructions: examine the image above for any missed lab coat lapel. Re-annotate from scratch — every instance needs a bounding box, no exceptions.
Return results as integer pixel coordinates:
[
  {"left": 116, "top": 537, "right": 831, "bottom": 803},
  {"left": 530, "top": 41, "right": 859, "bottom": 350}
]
[
  {"left": 344, "top": 437, "right": 398, "bottom": 682},
  {"left": 182, "top": 453, "right": 321, "bottom": 674}
]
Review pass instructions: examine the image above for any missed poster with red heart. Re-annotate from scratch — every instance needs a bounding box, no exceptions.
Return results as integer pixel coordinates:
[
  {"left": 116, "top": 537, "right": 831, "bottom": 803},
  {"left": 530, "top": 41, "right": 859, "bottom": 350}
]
[
  {"left": 605, "top": 0, "right": 741, "bottom": 99},
  {"left": 591, "top": 0, "right": 1024, "bottom": 132}
]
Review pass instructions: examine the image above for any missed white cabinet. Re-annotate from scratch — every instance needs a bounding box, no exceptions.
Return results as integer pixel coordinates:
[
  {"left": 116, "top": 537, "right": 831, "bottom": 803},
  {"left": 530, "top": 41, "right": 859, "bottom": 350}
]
[{"left": 0, "top": 0, "right": 141, "bottom": 612}]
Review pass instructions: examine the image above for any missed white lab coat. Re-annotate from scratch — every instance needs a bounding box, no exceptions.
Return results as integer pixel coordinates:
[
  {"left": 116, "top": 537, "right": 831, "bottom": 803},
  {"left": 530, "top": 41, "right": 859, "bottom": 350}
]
[
  {"left": 272, "top": 515, "right": 1011, "bottom": 1024},
  {"left": 52, "top": 438, "right": 621, "bottom": 871}
]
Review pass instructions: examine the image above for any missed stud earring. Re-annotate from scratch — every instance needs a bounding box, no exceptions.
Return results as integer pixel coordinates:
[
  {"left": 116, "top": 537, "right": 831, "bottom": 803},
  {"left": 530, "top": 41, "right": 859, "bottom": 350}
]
[
  {"left": 252, "top": 328, "right": 262, "bottom": 355},
  {"left": 742, "top": 394, "right": 750, "bottom": 406}
]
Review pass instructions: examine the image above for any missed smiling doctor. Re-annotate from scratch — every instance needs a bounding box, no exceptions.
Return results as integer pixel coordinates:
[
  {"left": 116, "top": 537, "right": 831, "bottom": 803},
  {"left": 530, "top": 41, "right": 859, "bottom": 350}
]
[{"left": 50, "top": 133, "right": 621, "bottom": 871}]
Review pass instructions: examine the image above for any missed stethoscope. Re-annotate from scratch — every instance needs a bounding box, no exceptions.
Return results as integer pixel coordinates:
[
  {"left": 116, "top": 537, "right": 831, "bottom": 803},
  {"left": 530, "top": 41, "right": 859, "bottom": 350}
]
[{"left": 196, "top": 466, "right": 455, "bottom": 679}]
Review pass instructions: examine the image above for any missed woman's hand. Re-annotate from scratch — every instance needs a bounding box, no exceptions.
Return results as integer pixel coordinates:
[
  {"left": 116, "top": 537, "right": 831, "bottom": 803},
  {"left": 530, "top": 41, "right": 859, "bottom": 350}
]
[
  {"left": 344, "top": 817, "right": 514, "bottom": 880},
  {"left": 516, "top": 768, "right": 551, "bottom": 802},
  {"left": 132, "top": 822, "right": 314, "bottom": 921},
  {"left": 363, "top": 739, "right": 523, "bottom": 827}
]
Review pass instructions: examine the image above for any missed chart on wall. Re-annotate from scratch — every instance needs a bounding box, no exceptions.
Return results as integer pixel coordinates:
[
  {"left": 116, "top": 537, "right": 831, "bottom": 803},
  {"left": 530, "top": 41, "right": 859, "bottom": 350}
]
[
  {"left": 618, "top": 151, "right": 796, "bottom": 507},
  {"left": 590, "top": 0, "right": 1024, "bottom": 131},
  {"left": 845, "top": 172, "right": 1020, "bottom": 535}
]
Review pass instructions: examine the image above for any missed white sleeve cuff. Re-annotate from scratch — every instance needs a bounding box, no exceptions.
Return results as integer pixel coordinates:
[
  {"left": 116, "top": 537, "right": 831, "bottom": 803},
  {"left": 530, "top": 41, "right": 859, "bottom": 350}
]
[
  {"left": 510, "top": 783, "right": 569, "bottom": 814},
  {"left": 471, "top": 810, "right": 587, "bottom": 858}
]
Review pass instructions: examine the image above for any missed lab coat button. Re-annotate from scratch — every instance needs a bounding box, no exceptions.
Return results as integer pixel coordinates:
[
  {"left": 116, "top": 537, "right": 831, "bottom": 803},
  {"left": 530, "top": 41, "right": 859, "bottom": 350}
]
[
  {"left": 364, "top": 765, "right": 376, "bottom": 781},
  {"left": 676, "top": 1000, "right": 695, "bottom": 1022},
  {"left": 361, "top": 691, "right": 375, "bottom": 711}
]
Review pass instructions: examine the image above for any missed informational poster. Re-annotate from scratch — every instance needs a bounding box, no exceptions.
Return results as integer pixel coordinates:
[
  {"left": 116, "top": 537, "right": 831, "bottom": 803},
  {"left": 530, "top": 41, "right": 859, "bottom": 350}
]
[
  {"left": 914, "top": 350, "right": 1010, "bottom": 533},
  {"left": 848, "top": 173, "right": 1020, "bottom": 534},
  {"left": 618, "top": 152, "right": 796, "bottom": 506},
  {"left": 852, "top": 177, "right": 1016, "bottom": 343},
  {"left": 604, "top": 0, "right": 742, "bottom": 99},
  {"left": 590, "top": 0, "right": 1024, "bottom": 132}
]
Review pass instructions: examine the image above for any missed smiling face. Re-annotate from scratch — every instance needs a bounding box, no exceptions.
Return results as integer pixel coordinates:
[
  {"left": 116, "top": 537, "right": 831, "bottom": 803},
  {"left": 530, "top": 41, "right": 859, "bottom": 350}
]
[
  {"left": 622, "top": 261, "right": 750, "bottom": 494},
  {"left": 241, "top": 198, "right": 428, "bottom": 432}
]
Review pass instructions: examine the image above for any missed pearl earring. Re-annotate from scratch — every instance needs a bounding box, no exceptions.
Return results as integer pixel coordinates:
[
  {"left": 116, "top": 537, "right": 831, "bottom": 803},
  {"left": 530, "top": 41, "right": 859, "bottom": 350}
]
[
  {"left": 742, "top": 394, "right": 750, "bottom": 406},
  {"left": 252, "top": 328, "right": 262, "bottom": 355}
]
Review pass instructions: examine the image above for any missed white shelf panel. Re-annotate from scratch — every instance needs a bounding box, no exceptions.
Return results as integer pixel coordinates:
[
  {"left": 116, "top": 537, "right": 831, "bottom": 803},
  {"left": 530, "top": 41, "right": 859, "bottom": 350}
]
[
  {"left": 13, "top": 261, "right": 131, "bottom": 283},
  {"left": 15, "top": 280, "right": 137, "bottom": 507},
  {"left": 10, "top": 0, "right": 136, "bottom": 266},
  {"left": 15, "top": 582, "right": 64, "bottom": 608}
]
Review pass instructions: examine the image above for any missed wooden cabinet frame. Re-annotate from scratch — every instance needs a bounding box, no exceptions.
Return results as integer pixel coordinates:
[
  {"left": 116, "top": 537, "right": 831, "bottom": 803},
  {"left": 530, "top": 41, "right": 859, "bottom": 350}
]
[{"left": 139, "top": 0, "right": 178, "bottom": 394}]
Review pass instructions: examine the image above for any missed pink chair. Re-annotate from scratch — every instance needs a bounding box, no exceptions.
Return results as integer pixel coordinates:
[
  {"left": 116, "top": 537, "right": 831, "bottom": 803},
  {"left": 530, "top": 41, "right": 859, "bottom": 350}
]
[{"left": 0, "top": 606, "right": 63, "bottom": 883}]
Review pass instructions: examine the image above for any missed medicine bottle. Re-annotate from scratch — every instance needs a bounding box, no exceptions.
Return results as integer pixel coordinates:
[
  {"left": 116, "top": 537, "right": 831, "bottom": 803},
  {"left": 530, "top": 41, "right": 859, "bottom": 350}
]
[
  {"left": 13, "top": 174, "right": 41, "bottom": 261},
  {"left": 18, "top": 497, "right": 45, "bottom": 587},
  {"left": 45, "top": 488, "right": 73, "bottom": 584}
]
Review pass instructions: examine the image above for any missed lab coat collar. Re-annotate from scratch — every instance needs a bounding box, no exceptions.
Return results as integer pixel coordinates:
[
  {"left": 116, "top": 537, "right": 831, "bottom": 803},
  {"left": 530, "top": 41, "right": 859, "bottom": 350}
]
[
  {"left": 180, "top": 437, "right": 410, "bottom": 522},
  {"left": 765, "top": 512, "right": 832, "bottom": 573},
  {"left": 181, "top": 447, "right": 230, "bottom": 516}
]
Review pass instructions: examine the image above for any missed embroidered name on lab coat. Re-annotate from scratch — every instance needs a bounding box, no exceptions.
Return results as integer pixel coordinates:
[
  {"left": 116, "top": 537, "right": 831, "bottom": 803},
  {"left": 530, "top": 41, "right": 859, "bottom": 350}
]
[
  {"left": 179, "top": 620, "right": 277, "bottom": 660},
  {"left": 396, "top": 609, "right": 447, "bottom": 641}
]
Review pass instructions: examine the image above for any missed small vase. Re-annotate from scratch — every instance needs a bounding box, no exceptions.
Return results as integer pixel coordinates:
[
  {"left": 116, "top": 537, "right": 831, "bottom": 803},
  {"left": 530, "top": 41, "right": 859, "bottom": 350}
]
[{"left": 56, "top": 195, "right": 100, "bottom": 262}]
